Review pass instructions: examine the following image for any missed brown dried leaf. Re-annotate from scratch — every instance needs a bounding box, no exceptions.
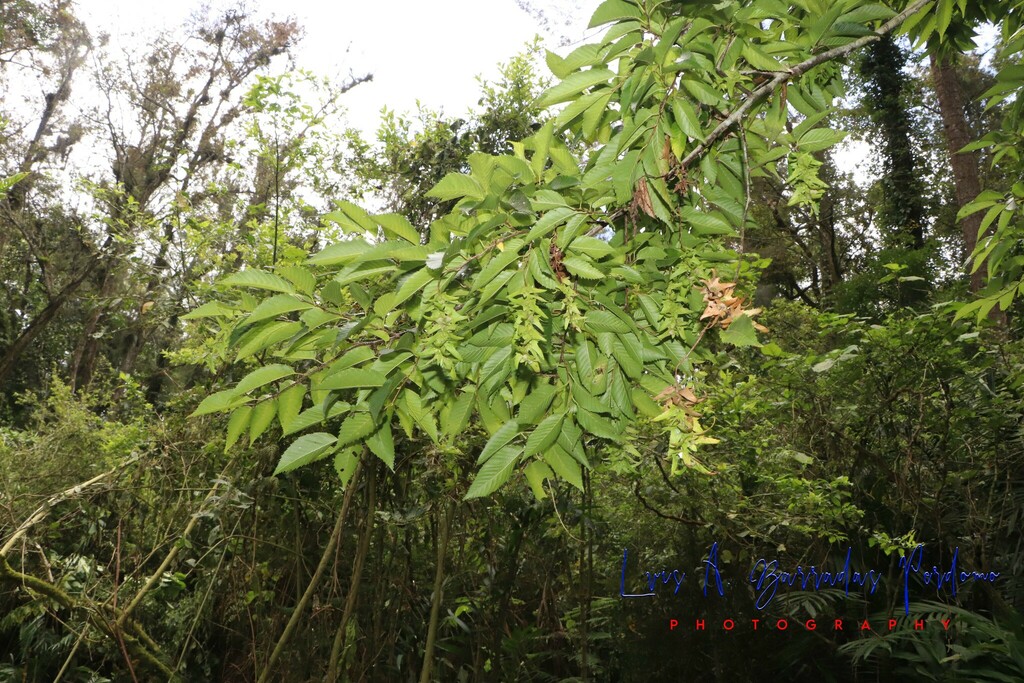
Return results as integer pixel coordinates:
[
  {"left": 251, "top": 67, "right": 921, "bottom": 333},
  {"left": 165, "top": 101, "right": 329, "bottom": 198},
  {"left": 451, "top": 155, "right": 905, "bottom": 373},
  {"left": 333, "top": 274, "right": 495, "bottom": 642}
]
[{"left": 633, "top": 177, "right": 656, "bottom": 219}]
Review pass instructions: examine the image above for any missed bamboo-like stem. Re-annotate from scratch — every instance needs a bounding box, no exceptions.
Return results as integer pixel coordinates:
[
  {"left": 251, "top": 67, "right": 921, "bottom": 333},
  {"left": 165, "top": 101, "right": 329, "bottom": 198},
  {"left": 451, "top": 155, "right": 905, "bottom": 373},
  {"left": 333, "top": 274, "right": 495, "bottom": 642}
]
[
  {"left": 1, "top": 454, "right": 140, "bottom": 557},
  {"left": 117, "top": 457, "right": 236, "bottom": 627},
  {"left": 418, "top": 501, "right": 452, "bottom": 683},
  {"left": 257, "top": 459, "right": 362, "bottom": 683},
  {"left": 325, "top": 461, "right": 377, "bottom": 682}
]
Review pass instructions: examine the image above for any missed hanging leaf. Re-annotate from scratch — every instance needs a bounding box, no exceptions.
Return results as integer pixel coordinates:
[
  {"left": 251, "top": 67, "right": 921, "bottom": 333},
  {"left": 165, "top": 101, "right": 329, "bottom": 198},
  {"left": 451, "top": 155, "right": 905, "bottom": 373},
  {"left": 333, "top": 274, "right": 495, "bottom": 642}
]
[
  {"left": 465, "top": 445, "right": 523, "bottom": 499},
  {"left": 273, "top": 433, "right": 337, "bottom": 475},
  {"left": 234, "top": 364, "right": 295, "bottom": 395}
]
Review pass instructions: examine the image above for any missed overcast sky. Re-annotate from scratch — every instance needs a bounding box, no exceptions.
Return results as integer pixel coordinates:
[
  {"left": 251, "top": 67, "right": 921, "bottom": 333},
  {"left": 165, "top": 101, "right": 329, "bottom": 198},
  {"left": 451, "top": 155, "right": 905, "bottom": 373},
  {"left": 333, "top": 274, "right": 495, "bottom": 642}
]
[{"left": 74, "top": 0, "right": 602, "bottom": 135}]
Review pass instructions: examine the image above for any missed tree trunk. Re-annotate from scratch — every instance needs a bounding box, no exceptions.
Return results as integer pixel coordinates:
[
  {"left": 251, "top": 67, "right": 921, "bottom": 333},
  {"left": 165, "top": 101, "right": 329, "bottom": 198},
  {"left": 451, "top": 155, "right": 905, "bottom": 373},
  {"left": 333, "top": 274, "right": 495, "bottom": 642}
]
[
  {"left": 0, "top": 261, "right": 96, "bottom": 387},
  {"left": 930, "top": 53, "right": 986, "bottom": 292}
]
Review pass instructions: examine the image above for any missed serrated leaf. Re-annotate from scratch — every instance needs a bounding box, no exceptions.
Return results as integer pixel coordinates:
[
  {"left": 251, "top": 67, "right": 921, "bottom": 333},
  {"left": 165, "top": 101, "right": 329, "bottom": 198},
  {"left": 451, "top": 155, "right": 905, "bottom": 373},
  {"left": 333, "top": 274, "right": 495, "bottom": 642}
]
[
  {"left": 334, "top": 448, "right": 360, "bottom": 487},
  {"left": 524, "top": 414, "right": 564, "bottom": 457},
  {"left": 246, "top": 294, "right": 312, "bottom": 324},
  {"left": 537, "top": 68, "right": 615, "bottom": 107},
  {"left": 524, "top": 460, "right": 554, "bottom": 499},
  {"left": 720, "top": 314, "right": 761, "bottom": 347},
  {"left": 249, "top": 398, "right": 277, "bottom": 443},
  {"left": 518, "top": 383, "right": 557, "bottom": 424},
  {"left": 375, "top": 213, "right": 420, "bottom": 244},
  {"left": 374, "top": 267, "right": 434, "bottom": 315},
  {"left": 337, "top": 411, "right": 376, "bottom": 448},
  {"left": 306, "top": 239, "right": 373, "bottom": 266},
  {"left": 477, "top": 419, "right": 520, "bottom": 464},
  {"left": 465, "top": 445, "right": 522, "bottom": 499},
  {"left": 672, "top": 99, "right": 703, "bottom": 140},
  {"left": 798, "top": 127, "right": 846, "bottom": 153},
  {"left": 318, "top": 368, "right": 387, "bottom": 391},
  {"left": 562, "top": 255, "right": 606, "bottom": 280},
  {"left": 191, "top": 389, "right": 246, "bottom": 417},
  {"left": 585, "top": 309, "right": 629, "bottom": 334},
  {"left": 277, "top": 383, "right": 305, "bottom": 431},
  {"left": 442, "top": 391, "right": 476, "bottom": 437},
  {"left": 566, "top": 235, "right": 615, "bottom": 260},
  {"left": 234, "top": 364, "right": 295, "bottom": 395},
  {"left": 182, "top": 301, "right": 235, "bottom": 319},
  {"left": 426, "top": 173, "right": 484, "bottom": 201},
  {"left": 222, "top": 270, "right": 295, "bottom": 294},
  {"left": 588, "top": 0, "right": 644, "bottom": 28},
  {"left": 276, "top": 265, "right": 316, "bottom": 295},
  {"left": 544, "top": 445, "right": 584, "bottom": 490},
  {"left": 225, "top": 406, "right": 252, "bottom": 452},
  {"left": 366, "top": 422, "right": 395, "bottom": 469},
  {"left": 274, "top": 432, "right": 337, "bottom": 475},
  {"left": 235, "top": 321, "right": 302, "bottom": 362}
]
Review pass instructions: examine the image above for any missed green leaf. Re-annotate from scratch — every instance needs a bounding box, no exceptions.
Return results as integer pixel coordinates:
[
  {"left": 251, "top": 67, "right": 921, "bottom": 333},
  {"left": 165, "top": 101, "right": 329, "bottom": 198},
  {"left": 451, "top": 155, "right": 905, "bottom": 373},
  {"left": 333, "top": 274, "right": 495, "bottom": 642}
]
[
  {"left": 524, "top": 414, "right": 564, "bottom": 457},
  {"left": 222, "top": 270, "right": 295, "bottom": 294},
  {"left": 182, "top": 301, "right": 235, "bottom": 319},
  {"left": 585, "top": 310, "right": 629, "bottom": 334},
  {"left": 246, "top": 294, "right": 313, "bottom": 324},
  {"left": 526, "top": 207, "right": 575, "bottom": 243},
  {"left": 524, "top": 460, "right": 554, "bottom": 499},
  {"left": 276, "top": 265, "right": 316, "bottom": 295},
  {"left": 562, "top": 255, "right": 606, "bottom": 280},
  {"left": 442, "top": 391, "right": 476, "bottom": 437},
  {"left": 544, "top": 445, "right": 584, "bottom": 490},
  {"left": 374, "top": 267, "right": 434, "bottom": 316},
  {"left": 375, "top": 213, "right": 421, "bottom": 244},
  {"left": 681, "top": 206, "right": 734, "bottom": 236},
  {"left": 588, "top": 0, "right": 644, "bottom": 28},
  {"left": 249, "top": 398, "right": 277, "bottom": 443},
  {"left": 277, "top": 383, "right": 305, "bottom": 431},
  {"left": 235, "top": 321, "right": 303, "bottom": 362},
  {"left": 672, "top": 99, "right": 703, "bottom": 140},
  {"left": 426, "top": 173, "right": 484, "bottom": 201},
  {"left": 366, "top": 422, "right": 395, "bottom": 469},
  {"left": 225, "top": 406, "right": 252, "bottom": 452},
  {"left": 537, "top": 68, "right": 616, "bottom": 107},
  {"left": 318, "top": 368, "right": 387, "bottom": 391},
  {"left": 307, "top": 239, "right": 373, "bottom": 266},
  {"left": 477, "top": 419, "right": 520, "bottom": 465},
  {"left": 234, "top": 364, "right": 295, "bottom": 395},
  {"left": 566, "top": 235, "right": 614, "bottom": 260},
  {"left": 720, "top": 314, "right": 761, "bottom": 347},
  {"left": 798, "top": 127, "right": 846, "bottom": 153},
  {"left": 334, "top": 447, "right": 360, "bottom": 487},
  {"left": 681, "top": 79, "right": 723, "bottom": 107},
  {"left": 274, "top": 432, "right": 337, "bottom": 475},
  {"left": 191, "top": 389, "right": 246, "bottom": 417},
  {"left": 465, "top": 445, "right": 522, "bottom": 499},
  {"left": 337, "top": 412, "right": 376, "bottom": 447},
  {"left": 518, "top": 383, "right": 557, "bottom": 424}
]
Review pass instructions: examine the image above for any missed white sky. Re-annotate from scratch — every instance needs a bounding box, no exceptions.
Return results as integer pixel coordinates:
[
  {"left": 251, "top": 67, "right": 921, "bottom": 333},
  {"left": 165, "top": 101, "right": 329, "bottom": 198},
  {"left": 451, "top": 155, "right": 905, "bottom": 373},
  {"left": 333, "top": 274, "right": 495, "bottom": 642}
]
[{"left": 74, "top": 0, "right": 602, "bottom": 135}]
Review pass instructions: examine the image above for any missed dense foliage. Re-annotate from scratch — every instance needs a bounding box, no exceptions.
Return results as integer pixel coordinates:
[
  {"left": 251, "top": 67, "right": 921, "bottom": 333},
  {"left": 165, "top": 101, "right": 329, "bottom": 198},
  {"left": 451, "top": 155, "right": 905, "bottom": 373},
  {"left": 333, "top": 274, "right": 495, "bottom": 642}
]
[{"left": 2, "top": 0, "right": 1024, "bottom": 681}]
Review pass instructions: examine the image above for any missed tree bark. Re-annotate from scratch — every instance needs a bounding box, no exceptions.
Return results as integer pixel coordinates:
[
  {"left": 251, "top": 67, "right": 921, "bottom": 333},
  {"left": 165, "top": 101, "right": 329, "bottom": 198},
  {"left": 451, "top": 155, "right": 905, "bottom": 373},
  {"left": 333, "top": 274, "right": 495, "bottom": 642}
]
[{"left": 930, "top": 53, "right": 986, "bottom": 292}]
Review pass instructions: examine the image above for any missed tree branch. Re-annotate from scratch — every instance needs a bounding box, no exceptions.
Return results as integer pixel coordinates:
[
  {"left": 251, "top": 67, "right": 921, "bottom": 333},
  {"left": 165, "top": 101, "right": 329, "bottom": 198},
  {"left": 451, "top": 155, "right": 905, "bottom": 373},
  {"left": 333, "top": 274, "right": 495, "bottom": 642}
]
[{"left": 680, "top": 0, "right": 933, "bottom": 170}]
